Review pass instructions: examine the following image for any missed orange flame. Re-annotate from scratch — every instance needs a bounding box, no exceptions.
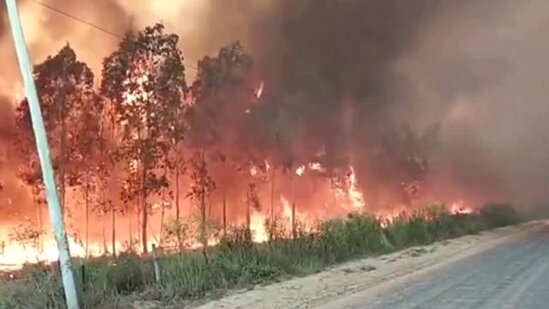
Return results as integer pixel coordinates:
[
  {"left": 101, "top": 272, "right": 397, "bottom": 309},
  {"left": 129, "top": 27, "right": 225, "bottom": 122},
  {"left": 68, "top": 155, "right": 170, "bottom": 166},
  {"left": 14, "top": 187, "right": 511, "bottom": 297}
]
[{"left": 254, "top": 80, "right": 265, "bottom": 100}]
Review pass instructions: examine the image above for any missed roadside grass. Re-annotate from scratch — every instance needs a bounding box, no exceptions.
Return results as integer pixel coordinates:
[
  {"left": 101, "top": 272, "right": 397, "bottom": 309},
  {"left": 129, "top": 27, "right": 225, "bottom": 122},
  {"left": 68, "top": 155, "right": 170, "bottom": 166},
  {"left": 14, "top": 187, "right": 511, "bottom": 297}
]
[{"left": 0, "top": 203, "right": 522, "bottom": 309}]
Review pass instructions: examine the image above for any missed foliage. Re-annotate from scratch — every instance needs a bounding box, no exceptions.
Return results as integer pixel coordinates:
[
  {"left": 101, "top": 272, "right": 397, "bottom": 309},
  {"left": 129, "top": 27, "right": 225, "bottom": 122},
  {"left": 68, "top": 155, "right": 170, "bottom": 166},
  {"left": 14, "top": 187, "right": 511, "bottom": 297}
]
[
  {"left": 8, "top": 220, "right": 43, "bottom": 250},
  {"left": 101, "top": 23, "right": 187, "bottom": 253},
  {"left": 480, "top": 203, "right": 521, "bottom": 228},
  {"left": 105, "top": 255, "right": 144, "bottom": 294},
  {"left": 162, "top": 218, "right": 194, "bottom": 251},
  {"left": 15, "top": 44, "right": 98, "bottom": 223}
]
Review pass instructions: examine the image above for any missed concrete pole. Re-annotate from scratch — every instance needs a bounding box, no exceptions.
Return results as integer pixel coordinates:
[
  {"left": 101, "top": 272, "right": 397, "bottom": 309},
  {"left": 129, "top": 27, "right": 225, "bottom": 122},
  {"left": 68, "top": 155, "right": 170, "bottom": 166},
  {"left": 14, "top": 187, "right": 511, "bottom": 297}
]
[{"left": 4, "top": 1, "right": 80, "bottom": 308}]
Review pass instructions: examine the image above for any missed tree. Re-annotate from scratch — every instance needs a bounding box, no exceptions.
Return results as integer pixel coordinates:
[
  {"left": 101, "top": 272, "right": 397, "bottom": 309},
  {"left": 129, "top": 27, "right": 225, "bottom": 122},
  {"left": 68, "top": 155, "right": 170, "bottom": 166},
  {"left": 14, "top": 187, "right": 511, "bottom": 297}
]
[
  {"left": 101, "top": 23, "right": 187, "bottom": 253},
  {"left": 9, "top": 219, "right": 43, "bottom": 262},
  {"left": 16, "top": 44, "right": 97, "bottom": 236},
  {"left": 71, "top": 91, "right": 105, "bottom": 257},
  {"left": 187, "top": 42, "right": 253, "bottom": 243},
  {"left": 187, "top": 150, "right": 215, "bottom": 260}
]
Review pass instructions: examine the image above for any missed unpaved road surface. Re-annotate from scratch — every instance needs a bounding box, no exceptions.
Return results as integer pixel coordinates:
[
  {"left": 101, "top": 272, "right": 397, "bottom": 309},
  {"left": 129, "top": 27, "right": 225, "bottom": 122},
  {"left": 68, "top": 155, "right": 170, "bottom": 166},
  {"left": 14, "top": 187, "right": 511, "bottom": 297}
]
[
  {"left": 194, "top": 221, "right": 546, "bottom": 309},
  {"left": 322, "top": 222, "right": 549, "bottom": 309}
]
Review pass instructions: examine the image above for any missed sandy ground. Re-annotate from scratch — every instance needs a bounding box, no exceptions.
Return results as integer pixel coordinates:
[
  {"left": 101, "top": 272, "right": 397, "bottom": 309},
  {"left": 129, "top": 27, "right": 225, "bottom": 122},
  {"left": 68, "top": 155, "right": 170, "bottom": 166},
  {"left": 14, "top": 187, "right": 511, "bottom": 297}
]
[
  {"left": 190, "top": 221, "right": 544, "bottom": 309},
  {"left": 329, "top": 222, "right": 549, "bottom": 309}
]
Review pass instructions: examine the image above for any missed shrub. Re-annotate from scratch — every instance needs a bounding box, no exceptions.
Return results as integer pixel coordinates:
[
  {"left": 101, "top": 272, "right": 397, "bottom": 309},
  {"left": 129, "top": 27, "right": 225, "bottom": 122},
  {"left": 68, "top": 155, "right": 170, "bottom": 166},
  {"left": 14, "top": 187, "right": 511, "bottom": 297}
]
[
  {"left": 106, "top": 254, "right": 144, "bottom": 294},
  {"left": 480, "top": 203, "right": 521, "bottom": 228}
]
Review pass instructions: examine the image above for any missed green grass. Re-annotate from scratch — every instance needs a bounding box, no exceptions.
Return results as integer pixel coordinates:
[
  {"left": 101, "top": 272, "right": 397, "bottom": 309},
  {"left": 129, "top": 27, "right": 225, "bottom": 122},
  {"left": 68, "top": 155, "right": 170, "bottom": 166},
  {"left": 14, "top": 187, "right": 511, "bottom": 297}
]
[{"left": 0, "top": 204, "right": 522, "bottom": 309}]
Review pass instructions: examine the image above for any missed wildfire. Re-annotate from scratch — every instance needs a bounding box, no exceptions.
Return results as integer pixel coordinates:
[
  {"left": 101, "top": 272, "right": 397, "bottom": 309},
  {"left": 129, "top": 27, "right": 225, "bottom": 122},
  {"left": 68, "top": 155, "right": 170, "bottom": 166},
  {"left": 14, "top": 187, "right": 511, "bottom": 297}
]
[
  {"left": 254, "top": 80, "right": 265, "bottom": 100},
  {"left": 348, "top": 167, "right": 365, "bottom": 208},
  {"left": 250, "top": 211, "right": 268, "bottom": 243},
  {"left": 295, "top": 165, "right": 306, "bottom": 176},
  {"left": 0, "top": 231, "right": 120, "bottom": 270},
  {"left": 450, "top": 200, "right": 474, "bottom": 215},
  {"left": 308, "top": 162, "right": 325, "bottom": 172}
]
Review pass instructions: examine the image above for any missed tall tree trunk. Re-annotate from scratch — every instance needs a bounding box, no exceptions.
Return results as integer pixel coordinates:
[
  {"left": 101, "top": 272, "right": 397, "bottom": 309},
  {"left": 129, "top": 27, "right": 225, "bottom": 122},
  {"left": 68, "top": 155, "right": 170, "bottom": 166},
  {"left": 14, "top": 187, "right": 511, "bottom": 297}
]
[
  {"left": 58, "top": 67, "right": 67, "bottom": 220},
  {"left": 175, "top": 167, "right": 182, "bottom": 251},
  {"left": 175, "top": 167, "right": 180, "bottom": 221},
  {"left": 85, "top": 172, "right": 90, "bottom": 258},
  {"left": 141, "top": 165, "right": 148, "bottom": 254},
  {"left": 222, "top": 159, "right": 227, "bottom": 236},
  {"left": 110, "top": 104, "right": 117, "bottom": 257},
  {"left": 246, "top": 188, "right": 251, "bottom": 242},
  {"left": 111, "top": 205, "right": 116, "bottom": 257},
  {"left": 33, "top": 187, "right": 42, "bottom": 253},
  {"left": 129, "top": 215, "right": 133, "bottom": 249},
  {"left": 291, "top": 202, "right": 296, "bottom": 239},
  {"left": 59, "top": 118, "right": 66, "bottom": 214},
  {"left": 102, "top": 212, "right": 107, "bottom": 255},
  {"left": 330, "top": 178, "right": 337, "bottom": 208},
  {"left": 291, "top": 173, "right": 296, "bottom": 240},
  {"left": 222, "top": 188, "right": 227, "bottom": 236},
  {"left": 200, "top": 150, "right": 207, "bottom": 262},
  {"left": 140, "top": 123, "right": 149, "bottom": 254},
  {"left": 159, "top": 202, "right": 165, "bottom": 247},
  {"left": 269, "top": 169, "right": 275, "bottom": 241}
]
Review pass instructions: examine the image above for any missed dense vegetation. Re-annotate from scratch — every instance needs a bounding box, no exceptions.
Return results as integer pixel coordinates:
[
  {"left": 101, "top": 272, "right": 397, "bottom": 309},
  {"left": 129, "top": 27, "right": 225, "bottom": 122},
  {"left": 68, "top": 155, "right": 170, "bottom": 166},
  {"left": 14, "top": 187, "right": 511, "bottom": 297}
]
[{"left": 0, "top": 204, "right": 522, "bottom": 309}]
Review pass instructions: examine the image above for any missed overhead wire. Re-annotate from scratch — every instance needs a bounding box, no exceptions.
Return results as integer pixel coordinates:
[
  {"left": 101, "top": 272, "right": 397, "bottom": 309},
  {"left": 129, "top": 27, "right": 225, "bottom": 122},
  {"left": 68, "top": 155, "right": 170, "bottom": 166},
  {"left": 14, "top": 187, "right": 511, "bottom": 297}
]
[{"left": 28, "top": 0, "right": 199, "bottom": 71}]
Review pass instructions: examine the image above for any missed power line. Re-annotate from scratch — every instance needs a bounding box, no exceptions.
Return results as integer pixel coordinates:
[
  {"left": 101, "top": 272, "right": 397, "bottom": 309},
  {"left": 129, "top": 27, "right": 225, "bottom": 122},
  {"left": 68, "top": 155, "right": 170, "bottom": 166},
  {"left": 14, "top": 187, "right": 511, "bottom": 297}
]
[
  {"left": 30, "top": 0, "right": 124, "bottom": 40},
  {"left": 29, "top": 0, "right": 198, "bottom": 71}
]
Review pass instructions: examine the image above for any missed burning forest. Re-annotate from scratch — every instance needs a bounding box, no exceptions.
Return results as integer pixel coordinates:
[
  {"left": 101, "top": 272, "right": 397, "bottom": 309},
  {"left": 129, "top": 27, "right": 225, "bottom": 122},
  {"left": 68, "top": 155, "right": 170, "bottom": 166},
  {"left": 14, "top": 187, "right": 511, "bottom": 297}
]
[{"left": 0, "top": 0, "right": 548, "bottom": 270}]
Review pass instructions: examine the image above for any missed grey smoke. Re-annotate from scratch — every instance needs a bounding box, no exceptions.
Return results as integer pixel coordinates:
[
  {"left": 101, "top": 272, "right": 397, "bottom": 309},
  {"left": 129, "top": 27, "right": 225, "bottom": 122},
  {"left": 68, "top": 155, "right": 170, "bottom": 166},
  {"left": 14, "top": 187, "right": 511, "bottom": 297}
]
[{"left": 0, "top": 0, "right": 548, "bottom": 210}]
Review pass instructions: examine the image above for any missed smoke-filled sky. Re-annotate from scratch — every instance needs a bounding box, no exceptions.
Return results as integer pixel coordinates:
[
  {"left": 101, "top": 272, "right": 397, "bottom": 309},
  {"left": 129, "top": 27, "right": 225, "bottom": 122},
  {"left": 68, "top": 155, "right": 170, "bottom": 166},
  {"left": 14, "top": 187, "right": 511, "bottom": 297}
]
[{"left": 0, "top": 0, "right": 548, "bottom": 209}]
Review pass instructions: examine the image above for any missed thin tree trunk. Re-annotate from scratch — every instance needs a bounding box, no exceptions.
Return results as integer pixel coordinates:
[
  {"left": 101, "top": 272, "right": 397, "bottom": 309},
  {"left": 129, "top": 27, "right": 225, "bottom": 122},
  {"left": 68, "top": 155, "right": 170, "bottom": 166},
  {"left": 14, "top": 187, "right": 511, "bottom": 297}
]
[
  {"left": 291, "top": 173, "right": 296, "bottom": 240},
  {"left": 269, "top": 168, "right": 275, "bottom": 241},
  {"left": 246, "top": 189, "right": 251, "bottom": 242},
  {"left": 58, "top": 68, "right": 67, "bottom": 219},
  {"left": 110, "top": 104, "right": 117, "bottom": 257},
  {"left": 222, "top": 159, "right": 227, "bottom": 236},
  {"left": 85, "top": 172, "right": 90, "bottom": 258},
  {"left": 142, "top": 165, "right": 148, "bottom": 254},
  {"left": 222, "top": 188, "right": 227, "bottom": 236},
  {"left": 291, "top": 202, "right": 296, "bottom": 239},
  {"left": 159, "top": 202, "right": 165, "bottom": 247},
  {"left": 129, "top": 216, "right": 133, "bottom": 249},
  {"left": 111, "top": 205, "right": 116, "bottom": 257},
  {"left": 330, "top": 178, "right": 337, "bottom": 208},
  {"left": 175, "top": 167, "right": 182, "bottom": 251},
  {"left": 102, "top": 212, "right": 107, "bottom": 255},
  {"left": 175, "top": 167, "right": 180, "bottom": 221},
  {"left": 33, "top": 187, "right": 42, "bottom": 253},
  {"left": 200, "top": 150, "right": 207, "bottom": 262},
  {"left": 140, "top": 123, "right": 149, "bottom": 254}
]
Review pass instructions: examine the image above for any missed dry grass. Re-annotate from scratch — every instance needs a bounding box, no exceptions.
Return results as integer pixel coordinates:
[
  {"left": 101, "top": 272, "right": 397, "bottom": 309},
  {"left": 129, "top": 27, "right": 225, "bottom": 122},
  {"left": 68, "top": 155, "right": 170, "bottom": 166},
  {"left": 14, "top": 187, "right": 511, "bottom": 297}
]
[{"left": 0, "top": 204, "right": 521, "bottom": 309}]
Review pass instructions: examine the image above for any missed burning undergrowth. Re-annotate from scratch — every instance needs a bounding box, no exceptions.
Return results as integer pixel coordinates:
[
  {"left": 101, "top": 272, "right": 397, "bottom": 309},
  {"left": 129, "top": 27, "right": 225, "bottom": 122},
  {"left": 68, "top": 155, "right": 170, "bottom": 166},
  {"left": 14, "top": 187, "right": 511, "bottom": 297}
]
[{"left": 0, "top": 0, "right": 542, "bottom": 268}]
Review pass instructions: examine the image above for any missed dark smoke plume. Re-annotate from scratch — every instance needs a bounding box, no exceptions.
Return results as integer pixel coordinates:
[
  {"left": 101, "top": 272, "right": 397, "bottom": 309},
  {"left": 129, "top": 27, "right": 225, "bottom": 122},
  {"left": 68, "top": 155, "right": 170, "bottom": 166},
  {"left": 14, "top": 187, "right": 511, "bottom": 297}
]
[{"left": 1, "top": 0, "right": 548, "bottom": 211}]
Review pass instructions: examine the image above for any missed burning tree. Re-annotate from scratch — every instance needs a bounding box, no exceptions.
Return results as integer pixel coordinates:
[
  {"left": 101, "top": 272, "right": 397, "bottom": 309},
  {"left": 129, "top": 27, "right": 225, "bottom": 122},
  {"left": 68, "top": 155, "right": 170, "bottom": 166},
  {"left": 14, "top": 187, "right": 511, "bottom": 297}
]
[
  {"left": 187, "top": 41, "right": 254, "bottom": 239},
  {"left": 72, "top": 91, "right": 105, "bottom": 257},
  {"left": 9, "top": 219, "right": 43, "bottom": 261},
  {"left": 187, "top": 151, "right": 216, "bottom": 260},
  {"left": 16, "top": 44, "right": 97, "bottom": 232},
  {"left": 372, "top": 124, "right": 439, "bottom": 206},
  {"left": 101, "top": 23, "right": 187, "bottom": 254}
]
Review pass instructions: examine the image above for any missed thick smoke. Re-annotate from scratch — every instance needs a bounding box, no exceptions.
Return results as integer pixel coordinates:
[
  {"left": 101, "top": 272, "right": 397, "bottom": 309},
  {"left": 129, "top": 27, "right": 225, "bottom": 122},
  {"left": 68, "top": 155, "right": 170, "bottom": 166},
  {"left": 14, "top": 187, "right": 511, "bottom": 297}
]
[{"left": 0, "top": 0, "right": 548, "bottom": 213}]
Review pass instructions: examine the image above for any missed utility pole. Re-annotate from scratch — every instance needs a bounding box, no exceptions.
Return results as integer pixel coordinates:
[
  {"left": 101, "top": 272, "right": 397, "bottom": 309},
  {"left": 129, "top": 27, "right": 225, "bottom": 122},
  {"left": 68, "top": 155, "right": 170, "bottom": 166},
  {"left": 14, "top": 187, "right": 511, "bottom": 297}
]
[{"left": 5, "top": 1, "right": 80, "bottom": 308}]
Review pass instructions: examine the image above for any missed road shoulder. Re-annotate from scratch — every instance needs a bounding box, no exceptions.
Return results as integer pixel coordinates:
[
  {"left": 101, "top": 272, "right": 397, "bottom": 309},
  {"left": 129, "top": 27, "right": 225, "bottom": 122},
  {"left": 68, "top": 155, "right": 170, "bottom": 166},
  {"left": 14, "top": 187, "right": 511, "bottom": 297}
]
[{"left": 192, "top": 221, "right": 544, "bottom": 309}]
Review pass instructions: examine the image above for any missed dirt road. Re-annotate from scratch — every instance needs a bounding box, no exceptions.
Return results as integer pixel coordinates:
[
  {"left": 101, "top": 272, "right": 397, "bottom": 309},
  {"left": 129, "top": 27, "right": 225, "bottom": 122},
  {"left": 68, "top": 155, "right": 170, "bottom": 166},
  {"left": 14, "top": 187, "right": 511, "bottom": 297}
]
[
  {"left": 321, "top": 222, "right": 549, "bottom": 309},
  {"left": 195, "top": 221, "right": 545, "bottom": 309}
]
